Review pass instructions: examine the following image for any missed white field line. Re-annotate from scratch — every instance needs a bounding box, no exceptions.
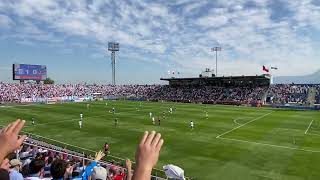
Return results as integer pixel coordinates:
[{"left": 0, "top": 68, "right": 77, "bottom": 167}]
[
  {"left": 232, "top": 117, "right": 255, "bottom": 126},
  {"left": 218, "top": 136, "right": 320, "bottom": 153},
  {"left": 25, "top": 114, "right": 108, "bottom": 127},
  {"left": 305, "top": 120, "right": 314, "bottom": 135},
  {"left": 233, "top": 118, "right": 242, "bottom": 126},
  {"left": 274, "top": 128, "right": 304, "bottom": 132},
  {"left": 216, "top": 112, "right": 273, "bottom": 138}
]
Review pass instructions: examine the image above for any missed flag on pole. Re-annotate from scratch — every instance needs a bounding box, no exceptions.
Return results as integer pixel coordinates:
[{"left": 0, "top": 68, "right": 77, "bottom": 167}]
[{"left": 262, "top": 66, "right": 269, "bottom": 73}]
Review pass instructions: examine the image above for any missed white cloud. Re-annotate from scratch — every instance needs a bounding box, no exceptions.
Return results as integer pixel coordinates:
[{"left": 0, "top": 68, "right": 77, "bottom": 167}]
[
  {"left": 0, "top": 0, "right": 319, "bottom": 78},
  {"left": 196, "top": 15, "right": 229, "bottom": 28},
  {"left": 0, "top": 14, "right": 14, "bottom": 28}
]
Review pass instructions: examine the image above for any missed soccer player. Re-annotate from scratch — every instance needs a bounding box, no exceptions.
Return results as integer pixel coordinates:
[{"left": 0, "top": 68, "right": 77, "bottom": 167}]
[
  {"left": 190, "top": 121, "right": 194, "bottom": 130},
  {"left": 114, "top": 118, "right": 118, "bottom": 127},
  {"left": 149, "top": 112, "right": 152, "bottom": 118},
  {"left": 80, "top": 112, "right": 83, "bottom": 121},
  {"left": 104, "top": 142, "right": 110, "bottom": 154},
  {"left": 112, "top": 107, "right": 115, "bottom": 114},
  {"left": 86, "top": 103, "right": 90, "bottom": 110},
  {"left": 158, "top": 118, "right": 161, "bottom": 126},
  {"left": 105, "top": 102, "right": 108, "bottom": 106},
  {"left": 152, "top": 117, "right": 155, "bottom": 125},
  {"left": 205, "top": 111, "right": 209, "bottom": 119},
  {"left": 32, "top": 117, "right": 35, "bottom": 126},
  {"left": 79, "top": 120, "right": 82, "bottom": 129},
  {"left": 169, "top": 108, "right": 173, "bottom": 114}
]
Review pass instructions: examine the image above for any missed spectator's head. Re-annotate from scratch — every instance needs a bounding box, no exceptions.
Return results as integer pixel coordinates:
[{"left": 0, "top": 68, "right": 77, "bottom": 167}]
[
  {"left": 9, "top": 159, "right": 22, "bottom": 171},
  {"left": 92, "top": 166, "right": 107, "bottom": 180},
  {"left": 47, "top": 157, "right": 53, "bottom": 165},
  {"left": 28, "top": 159, "right": 45, "bottom": 177},
  {"left": 50, "top": 159, "right": 67, "bottom": 179}
]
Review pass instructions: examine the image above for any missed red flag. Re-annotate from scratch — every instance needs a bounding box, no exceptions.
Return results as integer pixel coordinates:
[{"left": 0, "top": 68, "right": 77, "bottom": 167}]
[{"left": 262, "top": 66, "right": 269, "bottom": 73}]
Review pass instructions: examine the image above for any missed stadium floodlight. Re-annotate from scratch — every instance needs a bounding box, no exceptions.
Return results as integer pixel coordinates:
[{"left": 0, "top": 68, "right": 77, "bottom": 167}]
[
  {"left": 108, "top": 42, "right": 119, "bottom": 85},
  {"left": 211, "top": 46, "right": 222, "bottom": 77}
]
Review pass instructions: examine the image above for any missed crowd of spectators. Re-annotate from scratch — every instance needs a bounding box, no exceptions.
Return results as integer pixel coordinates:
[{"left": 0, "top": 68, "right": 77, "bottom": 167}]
[
  {"left": 267, "top": 84, "right": 311, "bottom": 104},
  {"left": 0, "top": 120, "right": 164, "bottom": 180},
  {"left": 315, "top": 85, "right": 320, "bottom": 104},
  {"left": 149, "top": 86, "right": 267, "bottom": 103},
  {"left": 0, "top": 83, "right": 159, "bottom": 103},
  {"left": 0, "top": 83, "right": 266, "bottom": 104},
  {"left": 1, "top": 82, "right": 320, "bottom": 105}
]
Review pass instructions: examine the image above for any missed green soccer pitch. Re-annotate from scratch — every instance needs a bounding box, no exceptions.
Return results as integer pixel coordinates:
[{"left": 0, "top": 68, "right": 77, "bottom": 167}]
[{"left": 1, "top": 100, "right": 320, "bottom": 180}]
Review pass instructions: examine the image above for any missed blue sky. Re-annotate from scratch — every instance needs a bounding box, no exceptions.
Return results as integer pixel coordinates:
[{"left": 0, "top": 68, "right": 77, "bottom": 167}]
[{"left": 0, "top": 0, "right": 319, "bottom": 84}]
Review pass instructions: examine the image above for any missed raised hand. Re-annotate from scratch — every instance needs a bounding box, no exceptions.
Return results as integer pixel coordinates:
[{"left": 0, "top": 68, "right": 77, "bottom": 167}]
[
  {"left": 132, "top": 131, "right": 164, "bottom": 180},
  {"left": 126, "top": 159, "right": 132, "bottom": 180},
  {"left": 125, "top": 159, "right": 132, "bottom": 170},
  {"left": 0, "top": 119, "right": 27, "bottom": 164},
  {"left": 94, "top": 150, "right": 105, "bottom": 162},
  {"left": 0, "top": 159, "right": 10, "bottom": 171}
]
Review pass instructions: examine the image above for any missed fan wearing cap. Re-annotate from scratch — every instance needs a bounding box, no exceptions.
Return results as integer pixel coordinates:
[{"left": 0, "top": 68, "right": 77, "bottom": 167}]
[
  {"left": 91, "top": 166, "right": 107, "bottom": 180},
  {"left": 9, "top": 159, "right": 23, "bottom": 180},
  {"left": 163, "top": 164, "right": 185, "bottom": 180}
]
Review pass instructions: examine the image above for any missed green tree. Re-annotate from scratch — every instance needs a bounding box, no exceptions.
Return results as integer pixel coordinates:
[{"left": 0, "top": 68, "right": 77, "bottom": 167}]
[{"left": 44, "top": 77, "right": 55, "bottom": 84}]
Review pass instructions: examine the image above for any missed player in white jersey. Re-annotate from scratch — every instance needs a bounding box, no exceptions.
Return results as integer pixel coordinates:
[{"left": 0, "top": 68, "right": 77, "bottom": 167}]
[
  {"left": 87, "top": 103, "right": 90, "bottom": 110},
  {"left": 80, "top": 112, "right": 83, "bottom": 121},
  {"left": 169, "top": 108, "right": 173, "bottom": 114},
  {"left": 149, "top": 112, "right": 152, "bottom": 118},
  {"left": 190, "top": 121, "right": 194, "bottom": 130},
  {"left": 79, "top": 120, "right": 82, "bottom": 129},
  {"left": 32, "top": 117, "right": 35, "bottom": 126},
  {"left": 106, "top": 102, "right": 108, "bottom": 106},
  {"left": 152, "top": 117, "right": 155, "bottom": 125},
  {"left": 205, "top": 112, "right": 208, "bottom": 119}
]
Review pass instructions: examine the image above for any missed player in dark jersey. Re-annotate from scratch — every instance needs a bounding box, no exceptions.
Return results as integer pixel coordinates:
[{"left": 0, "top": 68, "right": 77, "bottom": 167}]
[
  {"left": 104, "top": 143, "right": 110, "bottom": 154},
  {"left": 114, "top": 118, "right": 118, "bottom": 127},
  {"left": 158, "top": 118, "right": 161, "bottom": 126}
]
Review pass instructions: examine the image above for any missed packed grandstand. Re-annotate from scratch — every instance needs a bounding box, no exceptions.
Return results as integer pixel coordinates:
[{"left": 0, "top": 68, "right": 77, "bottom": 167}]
[
  {"left": 1, "top": 83, "right": 320, "bottom": 105},
  {"left": 0, "top": 80, "right": 320, "bottom": 180}
]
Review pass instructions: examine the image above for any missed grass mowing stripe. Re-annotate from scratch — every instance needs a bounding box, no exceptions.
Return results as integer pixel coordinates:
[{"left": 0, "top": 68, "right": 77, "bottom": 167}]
[{"left": 218, "top": 136, "right": 320, "bottom": 153}]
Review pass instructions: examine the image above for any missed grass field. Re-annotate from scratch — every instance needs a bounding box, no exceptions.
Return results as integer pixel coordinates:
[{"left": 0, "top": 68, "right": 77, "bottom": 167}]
[{"left": 1, "top": 100, "right": 320, "bottom": 180}]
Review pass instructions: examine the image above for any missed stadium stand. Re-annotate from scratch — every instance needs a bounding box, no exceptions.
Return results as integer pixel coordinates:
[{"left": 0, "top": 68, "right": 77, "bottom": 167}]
[
  {"left": 315, "top": 85, "right": 320, "bottom": 104},
  {"left": 1, "top": 82, "right": 319, "bottom": 106},
  {"left": 267, "top": 84, "right": 310, "bottom": 104},
  {"left": 149, "top": 86, "right": 267, "bottom": 104}
]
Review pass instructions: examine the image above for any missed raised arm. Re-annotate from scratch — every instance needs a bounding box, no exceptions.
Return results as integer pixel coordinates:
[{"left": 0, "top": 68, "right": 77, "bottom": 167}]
[
  {"left": 132, "top": 131, "right": 164, "bottom": 180},
  {"left": 0, "top": 119, "right": 27, "bottom": 164}
]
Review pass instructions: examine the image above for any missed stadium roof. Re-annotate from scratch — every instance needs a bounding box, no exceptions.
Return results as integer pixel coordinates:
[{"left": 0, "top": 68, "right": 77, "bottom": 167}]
[{"left": 161, "top": 74, "right": 271, "bottom": 87}]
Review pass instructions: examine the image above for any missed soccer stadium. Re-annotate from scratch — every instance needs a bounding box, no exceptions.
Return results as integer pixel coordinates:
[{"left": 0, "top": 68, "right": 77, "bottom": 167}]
[{"left": 0, "top": 1, "right": 320, "bottom": 180}]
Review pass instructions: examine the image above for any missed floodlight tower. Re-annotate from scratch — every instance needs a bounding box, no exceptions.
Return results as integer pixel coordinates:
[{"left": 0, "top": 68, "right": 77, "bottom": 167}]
[
  {"left": 211, "top": 46, "right": 222, "bottom": 77},
  {"left": 108, "top": 42, "right": 119, "bottom": 85}
]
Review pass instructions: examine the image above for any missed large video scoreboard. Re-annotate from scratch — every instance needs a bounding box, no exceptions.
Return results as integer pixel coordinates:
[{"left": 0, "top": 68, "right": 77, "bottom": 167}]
[{"left": 13, "top": 64, "right": 47, "bottom": 81}]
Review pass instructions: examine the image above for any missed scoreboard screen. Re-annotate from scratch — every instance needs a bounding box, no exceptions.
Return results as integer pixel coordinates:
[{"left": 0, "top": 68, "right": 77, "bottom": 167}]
[{"left": 13, "top": 64, "right": 47, "bottom": 81}]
